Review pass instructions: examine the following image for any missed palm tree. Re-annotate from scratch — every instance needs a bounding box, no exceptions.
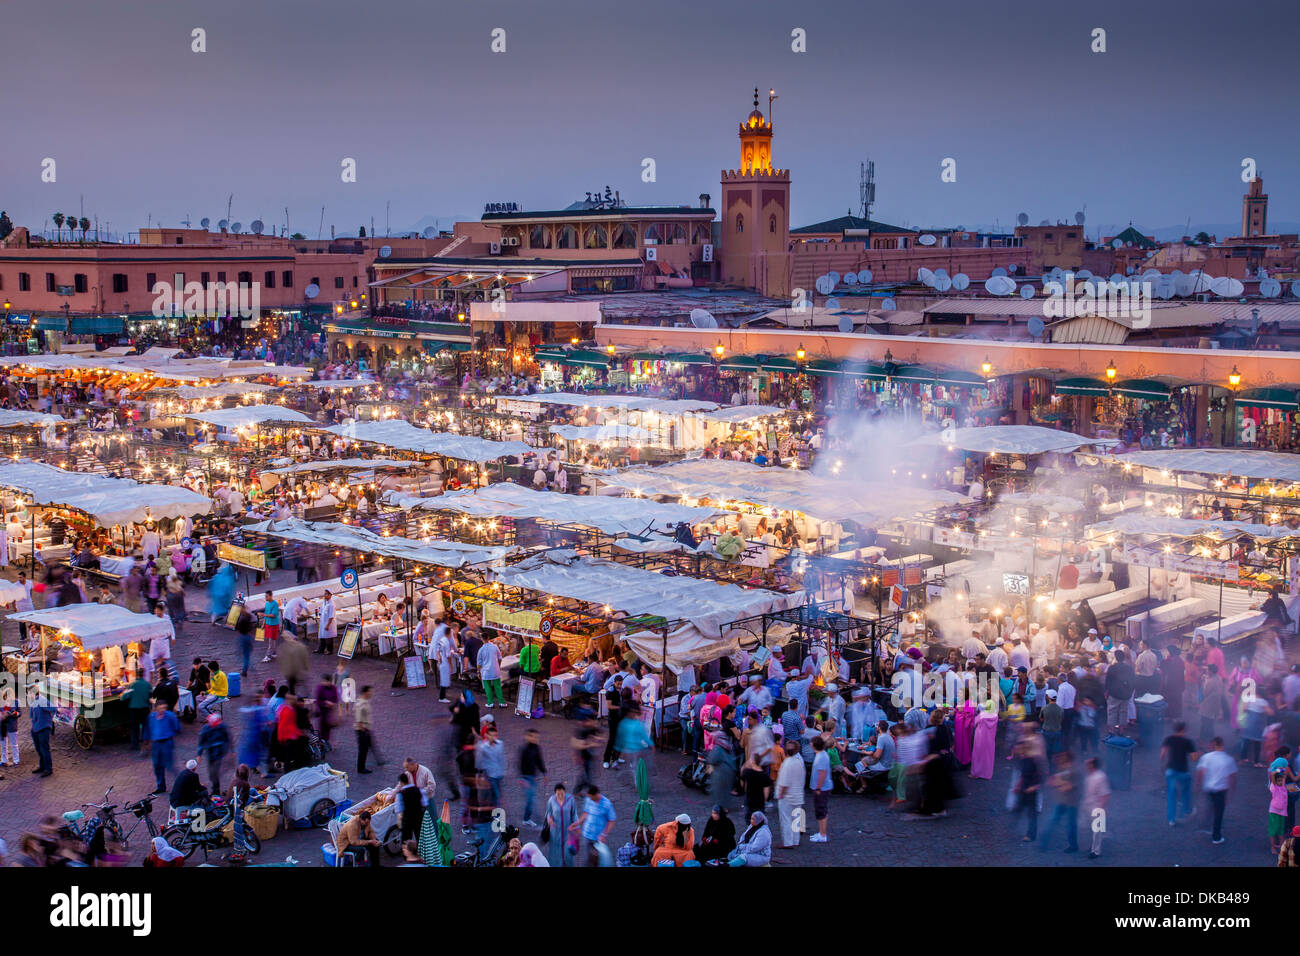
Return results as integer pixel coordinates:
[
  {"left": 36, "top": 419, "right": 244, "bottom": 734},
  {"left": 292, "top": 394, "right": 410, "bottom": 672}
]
[
  {"left": 1194, "top": 231, "right": 1212, "bottom": 245},
  {"left": 52, "top": 212, "right": 64, "bottom": 239},
  {"left": 66, "top": 214, "right": 78, "bottom": 241},
  {"left": 78, "top": 217, "right": 90, "bottom": 241}
]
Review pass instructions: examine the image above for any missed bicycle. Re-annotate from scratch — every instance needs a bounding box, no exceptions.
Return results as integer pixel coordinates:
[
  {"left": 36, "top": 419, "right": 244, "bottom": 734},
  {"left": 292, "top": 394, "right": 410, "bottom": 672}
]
[
  {"left": 57, "top": 786, "right": 125, "bottom": 846},
  {"left": 115, "top": 795, "right": 164, "bottom": 849}
]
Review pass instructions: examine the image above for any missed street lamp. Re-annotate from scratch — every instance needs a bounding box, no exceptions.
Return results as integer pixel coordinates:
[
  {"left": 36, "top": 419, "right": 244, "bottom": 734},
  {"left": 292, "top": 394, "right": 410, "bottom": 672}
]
[
  {"left": 795, "top": 343, "right": 806, "bottom": 362},
  {"left": 713, "top": 341, "right": 725, "bottom": 359},
  {"left": 1228, "top": 365, "right": 1242, "bottom": 389},
  {"left": 1105, "top": 360, "right": 1117, "bottom": 383},
  {"left": 981, "top": 355, "right": 993, "bottom": 377}
]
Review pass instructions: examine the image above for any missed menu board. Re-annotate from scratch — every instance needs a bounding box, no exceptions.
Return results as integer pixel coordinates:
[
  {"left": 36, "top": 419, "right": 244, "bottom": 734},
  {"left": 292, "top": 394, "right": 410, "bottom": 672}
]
[
  {"left": 337, "top": 622, "right": 362, "bottom": 660},
  {"left": 515, "top": 678, "right": 535, "bottom": 717},
  {"left": 403, "top": 655, "right": 427, "bottom": 689}
]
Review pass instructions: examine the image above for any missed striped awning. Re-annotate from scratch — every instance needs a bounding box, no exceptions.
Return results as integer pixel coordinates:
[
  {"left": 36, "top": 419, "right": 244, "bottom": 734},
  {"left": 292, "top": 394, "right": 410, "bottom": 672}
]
[
  {"left": 1055, "top": 376, "right": 1110, "bottom": 396},
  {"left": 1235, "top": 387, "right": 1300, "bottom": 411},
  {"left": 1114, "top": 378, "right": 1171, "bottom": 401}
]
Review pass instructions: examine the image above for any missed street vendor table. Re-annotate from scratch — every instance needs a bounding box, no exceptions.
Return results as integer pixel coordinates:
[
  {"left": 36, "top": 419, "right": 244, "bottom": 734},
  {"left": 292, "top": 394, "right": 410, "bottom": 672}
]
[
  {"left": 547, "top": 672, "right": 581, "bottom": 702},
  {"left": 1194, "top": 596, "right": 1300, "bottom": 644}
]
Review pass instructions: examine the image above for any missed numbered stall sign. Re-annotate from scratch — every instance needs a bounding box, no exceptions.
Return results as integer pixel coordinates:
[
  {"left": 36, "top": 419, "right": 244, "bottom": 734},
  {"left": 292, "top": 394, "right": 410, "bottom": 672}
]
[{"left": 340, "top": 568, "right": 358, "bottom": 590}]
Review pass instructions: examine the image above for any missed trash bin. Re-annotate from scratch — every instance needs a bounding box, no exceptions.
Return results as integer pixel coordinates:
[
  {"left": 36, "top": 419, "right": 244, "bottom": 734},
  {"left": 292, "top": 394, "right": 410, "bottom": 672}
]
[
  {"left": 1103, "top": 734, "right": 1136, "bottom": 790},
  {"left": 1136, "top": 698, "right": 1167, "bottom": 746},
  {"left": 228, "top": 671, "right": 242, "bottom": 698}
]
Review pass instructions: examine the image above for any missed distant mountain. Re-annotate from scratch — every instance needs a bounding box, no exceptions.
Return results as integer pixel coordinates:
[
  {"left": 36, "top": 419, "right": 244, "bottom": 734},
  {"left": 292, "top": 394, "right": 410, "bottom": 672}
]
[
  {"left": 401, "top": 214, "right": 475, "bottom": 237},
  {"left": 959, "top": 221, "right": 1300, "bottom": 242}
]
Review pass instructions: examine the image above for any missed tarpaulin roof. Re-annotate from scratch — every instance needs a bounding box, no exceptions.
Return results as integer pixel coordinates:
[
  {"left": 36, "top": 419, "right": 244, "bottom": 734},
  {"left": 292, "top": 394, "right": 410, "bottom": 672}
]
[
  {"left": 548, "top": 423, "right": 654, "bottom": 443},
  {"left": 0, "top": 460, "right": 211, "bottom": 526},
  {"left": 912, "top": 424, "right": 1116, "bottom": 455},
  {"left": 172, "top": 383, "right": 278, "bottom": 399},
  {"left": 8, "top": 602, "right": 175, "bottom": 650},
  {"left": 692, "top": 404, "right": 786, "bottom": 424},
  {"left": 262, "top": 458, "right": 420, "bottom": 476},
  {"left": 490, "top": 550, "right": 803, "bottom": 672},
  {"left": 501, "top": 392, "right": 719, "bottom": 414},
  {"left": 388, "top": 481, "right": 724, "bottom": 535},
  {"left": 324, "top": 420, "right": 539, "bottom": 462},
  {"left": 1105, "top": 448, "right": 1300, "bottom": 484},
  {"left": 245, "top": 518, "right": 514, "bottom": 568},
  {"left": 1088, "top": 514, "right": 1296, "bottom": 540},
  {"left": 0, "top": 409, "right": 65, "bottom": 428},
  {"left": 295, "top": 378, "right": 380, "bottom": 389},
  {"left": 596, "top": 458, "right": 969, "bottom": 526},
  {"left": 186, "top": 404, "right": 313, "bottom": 429}
]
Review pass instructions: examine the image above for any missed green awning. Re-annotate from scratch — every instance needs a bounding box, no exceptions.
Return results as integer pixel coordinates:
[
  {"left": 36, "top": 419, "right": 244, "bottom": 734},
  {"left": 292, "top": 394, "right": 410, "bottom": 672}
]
[
  {"left": 630, "top": 351, "right": 665, "bottom": 362},
  {"left": 534, "top": 349, "right": 566, "bottom": 364},
  {"left": 1114, "top": 378, "right": 1171, "bottom": 401},
  {"left": 35, "top": 316, "right": 67, "bottom": 331},
  {"left": 805, "top": 359, "right": 842, "bottom": 377},
  {"left": 932, "top": 369, "right": 989, "bottom": 388},
  {"left": 840, "top": 361, "right": 888, "bottom": 380},
  {"left": 1236, "top": 387, "right": 1300, "bottom": 411},
  {"left": 68, "top": 316, "right": 125, "bottom": 335},
  {"left": 666, "top": 352, "right": 714, "bottom": 366},
  {"left": 422, "top": 339, "right": 470, "bottom": 355},
  {"left": 560, "top": 349, "right": 613, "bottom": 368},
  {"left": 890, "top": 364, "right": 934, "bottom": 385},
  {"left": 720, "top": 355, "right": 761, "bottom": 371},
  {"left": 760, "top": 356, "right": 799, "bottom": 373},
  {"left": 1055, "top": 376, "right": 1110, "bottom": 396}
]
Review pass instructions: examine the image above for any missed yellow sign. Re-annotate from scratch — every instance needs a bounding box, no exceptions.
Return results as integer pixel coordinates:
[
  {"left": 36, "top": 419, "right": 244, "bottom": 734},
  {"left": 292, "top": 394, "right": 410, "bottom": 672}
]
[
  {"left": 482, "top": 602, "right": 542, "bottom": 636},
  {"left": 217, "top": 542, "right": 267, "bottom": 572}
]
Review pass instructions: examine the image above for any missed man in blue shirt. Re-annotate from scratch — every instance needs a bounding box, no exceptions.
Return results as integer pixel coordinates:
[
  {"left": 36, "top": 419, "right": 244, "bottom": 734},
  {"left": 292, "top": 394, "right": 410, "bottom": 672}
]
[
  {"left": 575, "top": 783, "right": 617, "bottom": 867},
  {"left": 147, "top": 700, "right": 181, "bottom": 794},
  {"left": 29, "top": 694, "right": 56, "bottom": 776}
]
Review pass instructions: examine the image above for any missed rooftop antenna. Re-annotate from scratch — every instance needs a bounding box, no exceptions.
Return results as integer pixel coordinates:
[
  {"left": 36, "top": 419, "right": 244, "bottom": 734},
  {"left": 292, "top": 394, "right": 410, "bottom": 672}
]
[
  {"left": 317, "top": 206, "right": 325, "bottom": 240},
  {"left": 859, "top": 160, "right": 876, "bottom": 220},
  {"left": 768, "top": 88, "right": 777, "bottom": 125},
  {"left": 226, "top": 194, "right": 233, "bottom": 224},
  {"left": 386, "top": 201, "right": 390, "bottom": 237},
  {"left": 284, "top": 206, "right": 290, "bottom": 236},
  {"left": 181, "top": 213, "right": 192, "bottom": 228}
]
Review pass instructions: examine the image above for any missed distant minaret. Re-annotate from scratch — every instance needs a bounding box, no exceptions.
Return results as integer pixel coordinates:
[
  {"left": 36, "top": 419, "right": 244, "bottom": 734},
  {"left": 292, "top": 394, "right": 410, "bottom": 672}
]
[
  {"left": 1242, "top": 175, "right": 1268, "bottom": 237},
  {"left": 720, "top": 88, "right": 791, "bottom": 297}
]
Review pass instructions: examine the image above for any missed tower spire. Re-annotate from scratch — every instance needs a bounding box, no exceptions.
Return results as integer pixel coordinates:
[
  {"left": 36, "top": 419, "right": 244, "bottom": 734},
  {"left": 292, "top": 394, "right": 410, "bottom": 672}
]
[{"left": 753, "top": 87, "right": 759, "bottom": 111}]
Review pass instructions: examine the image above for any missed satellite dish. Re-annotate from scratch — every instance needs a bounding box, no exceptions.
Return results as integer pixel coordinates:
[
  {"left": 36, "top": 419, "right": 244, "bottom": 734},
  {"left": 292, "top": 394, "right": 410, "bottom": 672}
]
[
  {"left": 918, "top": 234, "right": 937, "bottom": 246},
  {"left": 218, "top": 219, "right": 229, "bottom": 230},
  {"left": 857, "top": 269, "right": 873, "bottom": 284},
  {"left": 231, "top": 221, "right": 242, "bottom": 233},
  {"left": 200, "top": 217, "right": 210, "bottom": 229},
  {"left": 1158, "top": 285, "right": 1174, "bottom": 300},
  {"left": 952, "top": 273, "right": 970, "bottom": 291},
  {"left": 827, "top": 271, "right": 842, "bottom": 287},
  {"left": 1112, "top": 239, "right": 1123, "bottom": 249},
  {"left": 1174, "top": 275, "right": 1194, "bottom": 297},
  {"left": 1223, "top": 277, "right": 1244, "bottom": 297},
  {"left": 824, "top": 297, "right": 842, "bottom": 311},
  {"left": 837, "top": 315, "right": 854, "bottom": 334},
  {"left": 1043, "top": 280, "right": 1064, "bottom": 298},
  {"left": 1143, "top": 269, "right": 1161, "bottom": 281},
  {"left": 250, "top": 219, "right": 264, "bottom": 235},
  {"left": 1017, "top": 212, "right": 1029, "bottom": 226},
  {"left": 1039, "top": 219, "right": 1051, "bottom": 226},
  {"left": 1020, "top": 284, "right": 1035, "bottom": 299},
  {"left": 1008, "top": 264, "right": 1018, "bottom": 274},
  {"left": 1109, "top": 273, "right": 1124, "bottom": 284},
  {"left": 984, "top": 276, "right": 1012, "bottom": 295},
  {"left": 1210, "top": 276, "right": 1232, "bottom": 296},
  {"left": 842, "top": 271, "right": 858, "bottom": 285},
  {"left": 1077, "top": 269, "right": 1093, "bottom": 279},
  {"left": 880, "top": 298, "right": 897, "bottom": 311},
  {"left": 1292, "top": 280, "right": 1300, "bottom": 298},
  {"left": 916, "top": 267, "right": 934, "bottom": 284},
  {"left": 1027, "top": 316, "right": 1045, "bottom": 337},
  {"left": 992, "top": 267, "right": 1008, "bottom": 277},
  {"left": 815, "top": 274, "right": 836, "bottom": 296},
  {"left": 379, "top": 245, "right": 393, "bottom": 258},
  {"left": 933, "top": 268, "right": 949, "bottom": 279},
  {"left": 1074, "top": 211, "right": 1086, "bottom": 225},
  {"left": 1170, "top": 269, "right": 1184, "bottom": 278},
  {"left": 933, "top": 275, "right": 952, "bottom": 292},
  {"left": 303, "top": 283, "right": 320, "bottom": 299},
  {"left": 422, "top": 226, "right": 437, "bottom": 239},
  {"left": 1261, "top": 278, "right": 1283, "bottom": 297},
  {"left": 689, "top": 308, "right": 717, "bottom": 329}
]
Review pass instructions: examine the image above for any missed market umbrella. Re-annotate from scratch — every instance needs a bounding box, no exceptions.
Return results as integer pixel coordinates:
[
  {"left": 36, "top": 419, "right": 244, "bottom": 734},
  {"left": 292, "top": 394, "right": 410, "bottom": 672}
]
[
  {"left": 634, "top": 757, "right": 654, "bottom": 827},
  {"left": 418, "top": 800, "right": 454, "bottom": 866}
]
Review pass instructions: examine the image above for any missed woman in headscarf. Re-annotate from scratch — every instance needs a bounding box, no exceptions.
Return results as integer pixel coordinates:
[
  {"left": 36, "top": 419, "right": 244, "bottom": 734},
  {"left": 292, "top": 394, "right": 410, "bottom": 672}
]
[
  {"left": 519, "top": 842, "right": 550, "bottom": 867},
  {"left": 1229, "top": 654, "right": 1261, "bottom": 732},
  {"left": 143, "top": 836, "right": 185, "bottom": 868},
  {"left": 650, "top": 813, "right": 696, "bottom": 867},
  {"left": 207, "top": 563, "right": 235, "bottom": 624},
  {"left": 692, "top": 805, "right": 735, "bottom": 863},
  {"left": 969, "top": 700, "right": 999, "bottom": 780},
  {"left": 727, "top": 811, "right": 772, "bottom": 867},
  {"left": 544, "top": 782, "right": 578, "bottom": 867}
]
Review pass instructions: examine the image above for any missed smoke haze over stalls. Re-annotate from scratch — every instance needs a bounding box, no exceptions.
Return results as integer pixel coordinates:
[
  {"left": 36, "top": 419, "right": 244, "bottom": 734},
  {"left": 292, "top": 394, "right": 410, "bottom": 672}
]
[{"left": 1, "top": 0, "right": 1295, "bottom": 238}]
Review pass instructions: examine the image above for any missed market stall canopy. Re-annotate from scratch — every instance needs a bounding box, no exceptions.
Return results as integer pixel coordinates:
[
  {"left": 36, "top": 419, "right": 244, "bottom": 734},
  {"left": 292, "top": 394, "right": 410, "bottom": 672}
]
[
  {"left": 1103, "top": 448, "right": 1300, "bottom": 485},
  {"left": 693, "top": 405, "right": 785, "bottom": 424},
  {"left": 8, "top": 602, "right": 174, "bottom": 651},
  {"left": 1088, "top": 514, "right": 1297, "bottom": 541},
  {"left": 501, "top": 392, "right": 719, "bottom": 414},
  {"left": 262, "top": 458, "right": 420, "bottom": 476},
  {"left": 388, "top": 481, "right": 724, "bottom": 536},
  {"left": 186, "top": 405, "right": 314, "bottom": 429},
  {"left": 596, "top": 458, "right": 969, "bottom": 526},
  {"left": 172, "top": 383, "right": 279, "bottom": 400},
  {"left": 0, "top": 460, "right": 212, "bottom": 526},
  {"left": 245, "top": 518, "right": 514, "bottom": 568},
  {"left": 0, "top": 408, "right": 65, "bottom": 428},
  {"left": 548, "top": 423, "right": 654, "bottom": 444},
  {"left": 490, "top": 550, "right": 803, "bottom": 672},
  {"left": 324, "top": 420, "right": 539, "bottom": 462},
  {"left": 913, "top": 425, "right": 1116, "bottom": 455},
  {"left": 996, "top": 491, "right": 1084, "bottom": 513},
  {"left": 296, "top": 378, "right": 380, "bottom": 390}
]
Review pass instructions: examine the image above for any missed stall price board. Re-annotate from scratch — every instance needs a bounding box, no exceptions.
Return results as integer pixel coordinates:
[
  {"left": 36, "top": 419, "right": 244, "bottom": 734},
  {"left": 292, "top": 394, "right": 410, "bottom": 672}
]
[
  {"left": 515, "top": 678, "right": 535, "bottom": 717},
  {"left": 402, "top": 655, "right": 427, "bottom": 688},
  {"left": 337, "top": 621, "right": 362, "bottom": 660},
  {"left": 226, "top": 596, "right": 246, "bottom": 629},
  {"left": 218, "top": 542, "right": 267, "bottom": 572}
]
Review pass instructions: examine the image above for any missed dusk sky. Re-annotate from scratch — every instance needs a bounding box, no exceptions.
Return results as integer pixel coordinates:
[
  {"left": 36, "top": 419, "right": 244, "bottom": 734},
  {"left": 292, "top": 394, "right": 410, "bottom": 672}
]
[{"left": 2, "top": 0, "right": 1296, "bottom": 240}]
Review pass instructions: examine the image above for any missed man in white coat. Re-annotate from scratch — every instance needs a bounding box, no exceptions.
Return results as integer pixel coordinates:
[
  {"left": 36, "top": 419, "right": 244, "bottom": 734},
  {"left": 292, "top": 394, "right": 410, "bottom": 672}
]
[{"left": 432, "top": 621, "right": 454, "bottom": 703}]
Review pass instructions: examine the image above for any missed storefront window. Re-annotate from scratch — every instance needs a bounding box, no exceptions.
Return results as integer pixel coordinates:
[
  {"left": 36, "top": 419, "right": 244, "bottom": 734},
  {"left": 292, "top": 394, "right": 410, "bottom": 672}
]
[
  {"left": 529, "top": 225, "right": 551, "bottom": 249},
  {"left": 583, "top": 224, "right": 608, "bottom": 249},
  {"left": 557, "top": 225, "right": 579, "bottom": 249},
  {"left": 612, "top": 223, "right": 636, "bottom": 248}
]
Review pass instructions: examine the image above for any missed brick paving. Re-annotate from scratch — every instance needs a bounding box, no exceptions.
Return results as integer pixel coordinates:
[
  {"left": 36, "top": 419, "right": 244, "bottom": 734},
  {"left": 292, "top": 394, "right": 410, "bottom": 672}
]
[{"left": 0, "top": 566, "right": 1281, "bottom": 867}]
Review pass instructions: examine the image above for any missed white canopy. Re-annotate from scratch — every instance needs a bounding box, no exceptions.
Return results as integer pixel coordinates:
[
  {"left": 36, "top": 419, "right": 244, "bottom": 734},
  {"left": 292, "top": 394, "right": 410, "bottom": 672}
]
[
  {"left": 263, "top": 458, "right": 420, "bottom": 476},
  {"left": 325, "top": 420, "right": 538, "bottom": 462},
  {"left": 693, "top": 404, "right": 785, "bottom": 424},
  {"left": 1089, "top": 514, "right": 1296, "bottom": 540},
  {"left": 0, "top": 460, "right": 211, "bottom": 526},
  {"left": 388, "top": 481, "right": 723, "bottom": 535},
  {"left": 597, "top": 458, "right": 969, "bottom": 526},
  {"left": 490, "top": 551, "right": 803, "bottom": 672},
  {"left": 245, "top": 518, "right": 514, "bottom": 568},
  {"left": 548, "top": 423, "right": 654, "bottom": 444},
  {"left": 503, "top": 392, "right": 719, "bottom": 414},
  {"left": 172, "top": 383, "right": 278, "bottom": 400},
  {"left": 913, "top": 425, "right": 1115, "bottom": 455},
  {"left": 296, "top": 378, "right": 380, "bottom": 390},
  {"left": 186, "top": 404, "right": 313, "bottom": 429},
  {"left": 0, "top": 409, "right": 64, "bottom": 428},
  {"left": 7, "top": 602, "right": 174, "bottom": 651},
  {"left": 1105, "top": 448, "right": 1300, "bottom": 484},
  {"left": 997, "top": 491, "right": 1084, "bottom": 513}
]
